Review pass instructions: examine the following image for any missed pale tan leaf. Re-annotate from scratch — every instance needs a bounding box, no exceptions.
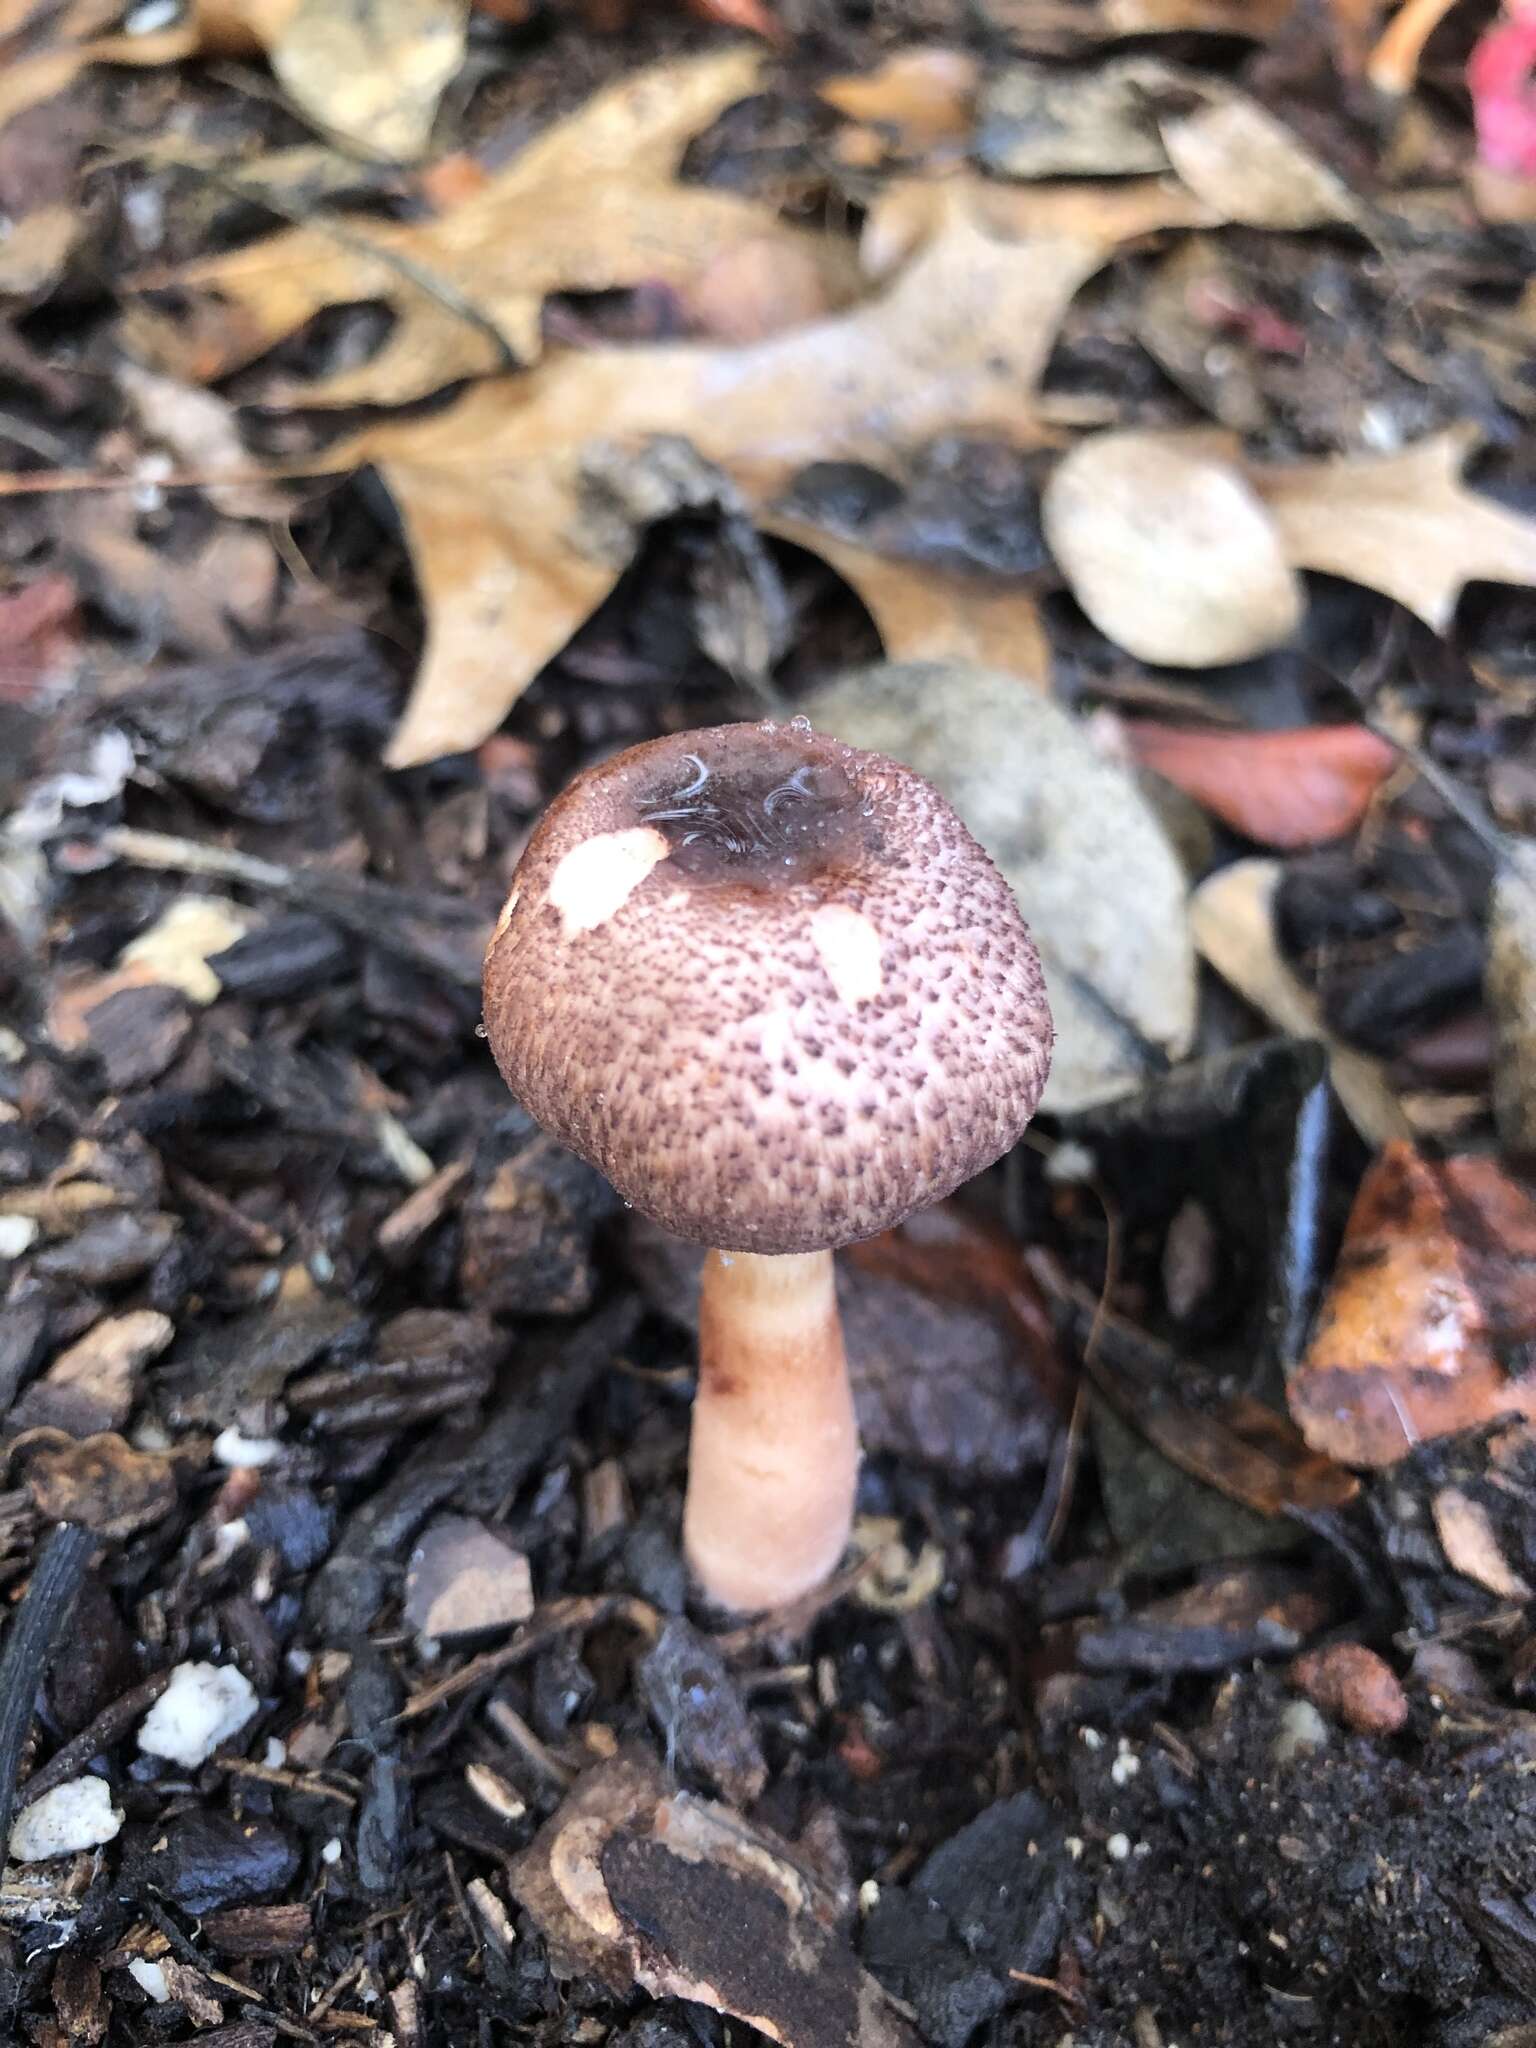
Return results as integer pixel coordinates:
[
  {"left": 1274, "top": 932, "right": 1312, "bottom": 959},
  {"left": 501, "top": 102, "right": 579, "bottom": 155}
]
[
  {"left": 1189, "top": 859, "right": 1411, "bottom": 1147},
  {"left": 0, "top": 204, "right": 79, "bottom": 298},
  {"left": 763, "top": 518, "right": 1051, "bottom": 681},
  {"left": 860, "top": 172, "right": 1217, "bottom": 282},
  {"left": 1103, "top": 0, "right": 1295, "bottom": 29},
  {"left": 269, "top": 0, "right": 467, "bottom": 162},
  {"left": 1432, "top": 1485, "right": 1531, "bottom": 1600},
  {"left": 357, "top": 177, "right": 1190, "bottom": 764},
  {"left": 1044, "top": 428, "right": 1301, "bottom": 665},
  {"left": 1160, "top": 94, "right": 1360, "bottom": 230},
  {"left": 1252, "top": 426, "right": 1536, "bottom": 632},
  {"left": 372, "top": 457, "right": 621, "bottom": 771},
  {"left": 155, "top": 49, "right": 792, "bottom": 403}
]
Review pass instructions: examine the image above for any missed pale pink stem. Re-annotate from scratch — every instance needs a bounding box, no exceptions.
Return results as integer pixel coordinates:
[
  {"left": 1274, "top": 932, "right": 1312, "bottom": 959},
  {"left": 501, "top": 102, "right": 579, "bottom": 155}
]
[{"left": 683, "top": 1248, "right": 859, "bottom": 1615}]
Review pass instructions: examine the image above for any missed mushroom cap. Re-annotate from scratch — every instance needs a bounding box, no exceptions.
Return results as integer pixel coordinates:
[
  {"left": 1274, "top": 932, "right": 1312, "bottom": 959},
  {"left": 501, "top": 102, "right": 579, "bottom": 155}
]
[{"left": 482, "top": 718, "right": 1053, "bottom": 1254}]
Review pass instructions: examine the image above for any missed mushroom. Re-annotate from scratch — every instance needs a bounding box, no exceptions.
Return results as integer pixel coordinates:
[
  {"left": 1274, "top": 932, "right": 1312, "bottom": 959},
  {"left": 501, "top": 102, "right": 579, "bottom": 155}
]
[{"left": 482, "top": 717, "right": 1052, "bottom": 1613}]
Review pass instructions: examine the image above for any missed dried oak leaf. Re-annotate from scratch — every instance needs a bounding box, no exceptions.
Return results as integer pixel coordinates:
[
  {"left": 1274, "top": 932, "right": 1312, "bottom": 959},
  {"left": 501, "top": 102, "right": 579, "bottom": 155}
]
[
  {"left": 1431, "top": 1484, "right": 1532, "bottom": 1600},
  {"left": 264, "top": 0, "right": 467, "bottom": 163},
  {"left": 330, "top": 175, "right": 1208, "bottom": 764},
  {"left": 1157, "top": 91, "right": 1361, "bottom": 230},
  {"left": 154, "top": 51, "right": 849, "bottom": 406},
  {"left": 763, "top": 516, "right": 1051, "bottom": 680},
  {"left": 511, "top": 1753, "right": 918, "bottom": 2048},
  {"left": 1190, "top": 858, "right": 1410, "bottom": 1147},
  {"left": 1123, "top": 721, "right": 1397, "bottom": 847},
  {"left": 1251, "top": 425, "right": 1536, "bottom": 632},
  {"left": 21, "top": 1431, "right": 177, "bottom": 1538},
  {"left": 1289, "top": 1143, "right": 1536, "bottom": 1466}
]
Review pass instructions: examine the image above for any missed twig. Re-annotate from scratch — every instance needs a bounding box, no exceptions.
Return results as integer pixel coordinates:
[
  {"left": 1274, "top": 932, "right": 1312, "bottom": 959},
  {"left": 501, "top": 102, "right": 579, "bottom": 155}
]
[
  {"left": 0, "top": 457, "right": 337, "bottom": 499},
  {"left": 16, "top": 1667, "right": 173, "bottom": 1813},
  {"left": 397, "top": 1595, "right": 659, "bottom": 1722},
  {"left": 710, "top": 1551, "right": 879, "bottom": 1657},
  {"left": 0, "top": 1522, "right": 95, "bottom": 1857}
]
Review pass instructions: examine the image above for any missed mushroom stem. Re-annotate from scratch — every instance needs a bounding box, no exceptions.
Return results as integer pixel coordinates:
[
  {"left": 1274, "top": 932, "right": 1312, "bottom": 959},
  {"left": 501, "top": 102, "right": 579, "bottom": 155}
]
[{"left": 684, "top": 1248, "right": 859, "bottom": 1614}]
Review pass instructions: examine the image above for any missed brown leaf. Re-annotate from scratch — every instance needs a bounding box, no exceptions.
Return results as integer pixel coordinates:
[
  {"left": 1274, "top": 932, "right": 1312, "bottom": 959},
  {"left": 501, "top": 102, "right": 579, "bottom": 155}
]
[
  {"left": 1123, "top": 722, "right": 1397, "bottom": 847},
  {"left": 0, "top": 203, "right": 79, "bottom": 298},
  {"left": 338, "top": 175, "right": 1205, "bottom": 764},
  {"left": 1289, "top": 1144, "right": 1536, "bottom": 1467},
  {"left": 21, "top": 1432, "right": 177, "bottom": 1538},
  {"left": 1043, "top": 428, "right": 1301, "bottom": 666},
  {"left": 1431, "top": 1484, "right": 1532, "bottom": 1599},
  {"left": 1252, "top": 426, "right": 1536, "bottom": 632},
  {"left": 154, "top": 51, "right": 846, "bottom": 405},
  {"left": 819, "top": 46, "right": 980, "bottom": 157},
  {"left": 763, "top": 516, "right": 1050, "bottom": 680},
  {"left": 1190, "top": 859, "right": 1411, "bottom": 1147}
]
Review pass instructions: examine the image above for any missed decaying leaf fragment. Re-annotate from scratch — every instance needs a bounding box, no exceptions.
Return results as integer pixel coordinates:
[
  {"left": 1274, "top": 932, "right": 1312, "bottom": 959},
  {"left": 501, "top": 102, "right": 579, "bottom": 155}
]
[
  {"left": 1431, "top": 1485, "right": 1532, "bottom": 1600},
  {"left": 20, "top": 1432, "right": 177, "bottom": 1539},
  {"left": 1289, "top": 1144, "right": 1536, "bottom": 1467},
  {"left": 511, "top": 1754, "right": 918, "bottom": 2048},
  {"left": 150, "top": 51, "right": 852, "bottom": 407},
  {"left": 334, "top": 175, "right": 1205, "bottom": 764}
]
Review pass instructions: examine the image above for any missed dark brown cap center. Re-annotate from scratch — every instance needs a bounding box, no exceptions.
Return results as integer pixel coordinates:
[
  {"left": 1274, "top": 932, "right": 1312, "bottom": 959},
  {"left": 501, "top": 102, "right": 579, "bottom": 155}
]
[{"left": 631, "top": 718, "right": 872, "bottom": 890}]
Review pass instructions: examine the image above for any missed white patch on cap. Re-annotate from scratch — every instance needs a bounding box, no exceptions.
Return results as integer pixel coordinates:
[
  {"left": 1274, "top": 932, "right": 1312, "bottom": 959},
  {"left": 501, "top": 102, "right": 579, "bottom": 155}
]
[
  {"left": 547, "top": 828, "right": 669, "bottom": 937},
  {"left": 810, "top": 903, "right": 884, "bottom": 1006}
]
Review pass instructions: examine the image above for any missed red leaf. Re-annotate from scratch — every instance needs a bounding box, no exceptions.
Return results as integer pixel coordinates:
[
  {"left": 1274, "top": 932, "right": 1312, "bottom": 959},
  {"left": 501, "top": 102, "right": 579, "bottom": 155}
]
[
  {"left": 1124, "top": 721, "right": 1397, "bottom": 848},
  {"left": 1469, "top": 8, "right": 1536, "bottom": 179}
]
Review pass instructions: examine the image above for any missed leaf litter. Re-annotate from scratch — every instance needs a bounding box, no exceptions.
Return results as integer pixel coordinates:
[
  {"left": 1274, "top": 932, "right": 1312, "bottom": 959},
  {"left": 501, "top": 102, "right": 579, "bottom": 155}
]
[{"left": 8, "top": 7, "right": 1536, "bottom": 2044}]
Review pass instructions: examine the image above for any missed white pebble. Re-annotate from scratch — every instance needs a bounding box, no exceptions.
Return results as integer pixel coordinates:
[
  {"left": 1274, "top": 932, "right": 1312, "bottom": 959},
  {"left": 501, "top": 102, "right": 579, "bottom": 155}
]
[
  {"left": 9, "top": 1779, "right": 122, "bottom": 1863},
  {"left": 127, "top": 1958, "right": 171, "bottom": 2002},
  {"left": 1111, "top": 1740, "right": 1141, "bottom": 1786},
  {"left": 1272, "top": 1699, "right": 1330, "bottom": 1766},
  {"left": 1107, "top": 1833, "right": 1131, "bottom": 1862},
  {"left": 138, "top": 1661, "right": 258, "bottom": 1768},
  {"left": 0, "top": 1216, "right": 39, "bottom": 1261},
  {"left": 322, "top": 1837, "right": 343, "bottom": 1865},
  {"left": 213, "top": 1427, "right": 282, "bottom": 1468},
  {"left": 264, "top": 1738, "right": 287, "bottom": 1768}
]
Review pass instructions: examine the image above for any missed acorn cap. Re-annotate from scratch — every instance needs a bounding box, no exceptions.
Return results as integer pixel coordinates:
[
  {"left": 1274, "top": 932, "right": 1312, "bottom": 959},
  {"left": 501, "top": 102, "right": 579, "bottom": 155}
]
[{"left": 482, "top": 718, "right": 1053, "bottom": 1255}]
